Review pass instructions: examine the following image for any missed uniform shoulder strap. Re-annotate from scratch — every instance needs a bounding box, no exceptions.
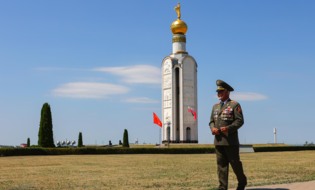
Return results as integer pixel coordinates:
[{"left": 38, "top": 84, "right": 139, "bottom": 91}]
[{"left": 228, "top": 100, "right": 239, "bottom": 107}]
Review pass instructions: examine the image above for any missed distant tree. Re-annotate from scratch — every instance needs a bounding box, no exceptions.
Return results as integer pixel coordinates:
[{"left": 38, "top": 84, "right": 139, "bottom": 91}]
[
  {"left": 27, "top": 138, "right": 30, "bottom": 147},
  {"left": 122, "top": 129, "right": 129, "bottom": 148},
  {"left": 304, "top": 141, "right": 308, "bottom": 146},
  {"left": 38, "top": 103, "right": 55, "bottom": 147},
  {"left": 304, "top": 141, "right": 314, "bottom": 147},
  {"left": 78, "top": 132, "right": 83, "bottom": 147}
]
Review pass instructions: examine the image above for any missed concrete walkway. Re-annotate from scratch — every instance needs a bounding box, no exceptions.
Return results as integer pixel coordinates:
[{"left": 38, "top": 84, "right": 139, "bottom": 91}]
[{"left": 229, "top": 180, "right": 315, "bottom": 190}]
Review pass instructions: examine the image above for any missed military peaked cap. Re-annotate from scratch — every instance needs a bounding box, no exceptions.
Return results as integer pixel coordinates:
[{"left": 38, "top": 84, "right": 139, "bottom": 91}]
[{"left": 216, "top": 79, "right": 234, "bottom": 92}]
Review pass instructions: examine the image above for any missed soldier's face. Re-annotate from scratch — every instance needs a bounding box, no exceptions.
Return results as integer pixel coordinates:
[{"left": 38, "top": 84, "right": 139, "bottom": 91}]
[{"left": 217, "top": 90, "right": 229, "bottom": 101}]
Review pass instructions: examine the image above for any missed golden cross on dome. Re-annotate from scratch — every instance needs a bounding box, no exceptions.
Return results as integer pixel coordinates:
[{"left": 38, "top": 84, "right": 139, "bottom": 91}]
[{"left": 174, "top": 3, "right": 181, "bottom": 19}]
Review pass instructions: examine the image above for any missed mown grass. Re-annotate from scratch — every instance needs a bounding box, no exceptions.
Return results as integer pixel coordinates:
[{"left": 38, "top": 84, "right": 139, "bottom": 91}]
[{"left": 0, "top": 151, "right": 314, "bottom": 190}]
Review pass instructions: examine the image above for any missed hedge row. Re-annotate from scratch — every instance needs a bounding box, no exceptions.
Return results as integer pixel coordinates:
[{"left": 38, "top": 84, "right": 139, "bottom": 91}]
[
  {"left": 1, "top": 146, "right": 314, "bottom": 157},
  {"left": 0, "top": 147, "right": 215, "bottom": 157},
  {"left": 253, "top": 146, "right": 315, "bottom": 152}
]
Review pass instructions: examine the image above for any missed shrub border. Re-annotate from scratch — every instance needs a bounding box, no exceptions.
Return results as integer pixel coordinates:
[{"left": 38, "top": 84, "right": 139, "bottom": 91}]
[{"left": 0, "top": 146, "right": 314, "bottom": 157}]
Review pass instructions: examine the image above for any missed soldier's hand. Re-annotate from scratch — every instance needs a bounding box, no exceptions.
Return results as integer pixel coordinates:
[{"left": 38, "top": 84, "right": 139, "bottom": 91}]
[
  {"left": 211, "top": 128, "right": 220, "bottom": 135},
  {"left": 221, "top": 127, "right": 228, "bottom": 133},
  {"left": 220, "top": 127, "right": 229, "bottom": 136}
]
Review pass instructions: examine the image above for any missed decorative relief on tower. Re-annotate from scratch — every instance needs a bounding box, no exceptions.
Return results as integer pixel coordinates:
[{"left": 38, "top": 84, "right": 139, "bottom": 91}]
[
  {"left": 163, "top": 75, "right": 172, "bottom": 89},
  {"left": 163, "top": 60, "right": 172, "bottom": 75},
  {"left": 164, "top": 108, "right": 172, "bottom": 123},
  {"left": 164, "top": 100, "right": 172, "bottom": 108},
  {"left": 164, "top": 89, "right": 171, "bottom": 100},
  {"left": 163, "top": 89, "right": 172, "bottom": 108}
]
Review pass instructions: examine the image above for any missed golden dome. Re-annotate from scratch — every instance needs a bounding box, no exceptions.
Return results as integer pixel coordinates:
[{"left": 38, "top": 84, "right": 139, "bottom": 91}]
[
  {"left": 171, "top": 19, "right": 188, "bottom": 34},
  {"left": 170, "top": 3, "right": 188, "bottom": 35}
]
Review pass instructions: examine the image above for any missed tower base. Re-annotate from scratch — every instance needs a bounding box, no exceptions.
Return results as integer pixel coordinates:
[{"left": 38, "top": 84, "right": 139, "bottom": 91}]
[{"left": 162, "top": 140, "right": 198, "bottom": 144}]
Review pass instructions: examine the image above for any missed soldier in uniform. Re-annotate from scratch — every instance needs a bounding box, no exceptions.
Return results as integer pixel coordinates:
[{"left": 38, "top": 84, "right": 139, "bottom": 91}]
[{"left": 209, "top": 80, "right": 247, "bottom": 190}]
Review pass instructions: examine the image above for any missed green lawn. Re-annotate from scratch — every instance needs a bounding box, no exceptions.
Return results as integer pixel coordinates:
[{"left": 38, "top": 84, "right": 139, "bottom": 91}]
[{"left": 0, "top": 151, "right": 314, "bottom": 190}]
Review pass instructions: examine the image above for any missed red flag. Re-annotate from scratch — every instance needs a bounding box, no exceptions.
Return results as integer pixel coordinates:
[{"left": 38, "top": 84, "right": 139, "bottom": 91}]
[
  {"left": 188, "top": 106, "right": 197, "bottom": 120},
  {"left": 153, "top": 112, "right": 162, "bottom": 128}
]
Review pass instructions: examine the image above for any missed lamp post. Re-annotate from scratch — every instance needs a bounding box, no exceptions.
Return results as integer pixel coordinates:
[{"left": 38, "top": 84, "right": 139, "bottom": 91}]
[{"left": 273, "top": 128, "right": 277, "bottom": 144}]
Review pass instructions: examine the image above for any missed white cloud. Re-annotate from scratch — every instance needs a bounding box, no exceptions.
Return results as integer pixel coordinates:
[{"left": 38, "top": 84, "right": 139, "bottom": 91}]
[
  {"left": 123, "top": 97, "right": 159, "bottom": 104},
  {"left": 52, "top": 82, "right": 129, "bottom": 99},
  {"left": 93, "top": 65, "right": 161, "bottom": 84},
  {"left": 231, "top": 92, "right": 268, "bottom": 101}
]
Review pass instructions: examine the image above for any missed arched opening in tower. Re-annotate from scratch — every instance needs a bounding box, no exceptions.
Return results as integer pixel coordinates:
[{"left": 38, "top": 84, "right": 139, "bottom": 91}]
[
  {"left": 186, "top": 127, "right": 191, "bottom": 142},
  {"left": 175, "top": 67, "right": 180, "bottom": 142}
]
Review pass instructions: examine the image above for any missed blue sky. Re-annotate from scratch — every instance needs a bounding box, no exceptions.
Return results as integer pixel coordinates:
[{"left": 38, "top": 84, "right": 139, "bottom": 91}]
[{"left": 1, "top": 1, "right": 314, "bottom": 146}]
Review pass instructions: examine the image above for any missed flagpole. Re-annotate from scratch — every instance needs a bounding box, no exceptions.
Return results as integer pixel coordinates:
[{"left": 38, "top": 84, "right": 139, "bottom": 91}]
[
  {"left": 158, "top": 124, "right": 160, "bottom": 146},
  {"left": 153, "top": 112, "right": 163, "bottom": 146},
  {"left": 159, "top": 127, "right": 161, "bottom": 146}
]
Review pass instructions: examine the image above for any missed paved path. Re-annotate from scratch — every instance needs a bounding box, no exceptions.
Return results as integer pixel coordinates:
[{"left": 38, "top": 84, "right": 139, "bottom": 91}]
[{"left": 229, "top": 180, "right": 315, "bottom": 190}]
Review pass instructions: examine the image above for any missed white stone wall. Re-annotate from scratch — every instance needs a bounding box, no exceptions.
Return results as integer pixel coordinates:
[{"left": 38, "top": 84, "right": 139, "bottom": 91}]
[
  {"left": 180, "top": 56, "right": 198, "bottom": 142},
  {"left": 161, "top": 55, "right": 198, "bottom": 143},
  {"left": 161, "top": 57, "right": 173, "bottom": 142}
]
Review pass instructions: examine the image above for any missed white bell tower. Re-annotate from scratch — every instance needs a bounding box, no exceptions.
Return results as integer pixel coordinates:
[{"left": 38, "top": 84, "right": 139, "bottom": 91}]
[{"left": 161, "top": 3, "right": 198, "bottom": 143}]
